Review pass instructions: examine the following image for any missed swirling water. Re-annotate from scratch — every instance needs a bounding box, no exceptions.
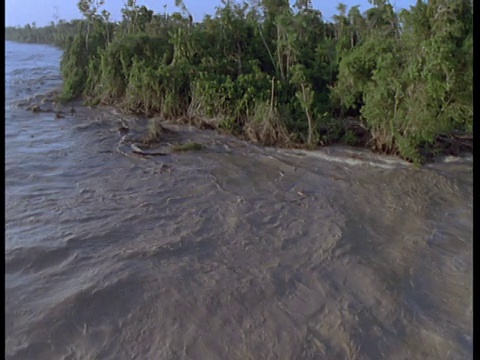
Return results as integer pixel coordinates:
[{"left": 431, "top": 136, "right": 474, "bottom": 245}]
[{"left": 5, "top": 41, "right": 473, "bottom": 360}]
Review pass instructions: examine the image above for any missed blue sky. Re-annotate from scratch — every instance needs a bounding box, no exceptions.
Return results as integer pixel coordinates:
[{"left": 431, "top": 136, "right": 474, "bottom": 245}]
[{"left": 5, "top": 0, "right": 417, "bottom": 27}]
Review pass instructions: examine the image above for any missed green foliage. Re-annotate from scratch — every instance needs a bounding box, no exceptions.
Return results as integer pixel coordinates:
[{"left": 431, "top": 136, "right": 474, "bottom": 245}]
[
  {"left": 332, "top": 0, "right": 472, "bottom": 162},
  {"left": 59, "top": 26, "right": 108, "bottom": 101},
  {"left": 342, "top": 129, "right": 359, "bottom": 146},
  {"left": 59, "top": 33, "right": 90, "bottom": 100}
]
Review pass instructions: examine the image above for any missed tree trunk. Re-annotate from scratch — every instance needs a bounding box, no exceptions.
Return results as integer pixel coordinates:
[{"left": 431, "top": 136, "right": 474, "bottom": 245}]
[{"left": 301, "top": 83, "right": 313, "bottom": 145}]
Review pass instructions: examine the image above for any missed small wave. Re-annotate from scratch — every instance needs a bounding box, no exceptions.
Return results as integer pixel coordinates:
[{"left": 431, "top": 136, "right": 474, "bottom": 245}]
[
  {"left": 284, "top": 148, "right": 411, "bottom": 169},
  {"left": 440, "top": 154, "right": 473, "bottom": 163},
  {"left": 6, "top": 246, "right": 73, "bottom": 274}
]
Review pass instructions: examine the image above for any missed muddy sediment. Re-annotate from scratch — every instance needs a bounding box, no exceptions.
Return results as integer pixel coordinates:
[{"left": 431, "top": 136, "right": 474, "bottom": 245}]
[{"left": 6, "top": 89, "right": 472, "bottom": 359}]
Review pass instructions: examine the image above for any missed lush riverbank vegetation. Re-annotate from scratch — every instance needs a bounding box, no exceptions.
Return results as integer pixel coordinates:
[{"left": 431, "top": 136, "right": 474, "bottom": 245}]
[{"left": 6, "top": 0, "right": 472, "bottom": 163}]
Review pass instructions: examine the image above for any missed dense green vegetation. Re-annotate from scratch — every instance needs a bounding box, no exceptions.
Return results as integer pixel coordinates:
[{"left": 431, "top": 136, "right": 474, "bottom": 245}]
[
  {"left": 6, "top": 0, "right": 472, "bottom": 163},
  {"left": 6, "top": 19, "right": 89, "bottom": 48}
]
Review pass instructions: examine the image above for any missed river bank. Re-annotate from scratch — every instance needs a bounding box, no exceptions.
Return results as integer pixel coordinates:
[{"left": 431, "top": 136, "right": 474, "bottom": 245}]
[{"left": 21, "top": 87, "right": 473, "bottom": 166}]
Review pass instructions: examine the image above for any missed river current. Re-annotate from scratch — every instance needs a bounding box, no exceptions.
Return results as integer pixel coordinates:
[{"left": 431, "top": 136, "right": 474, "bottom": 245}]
[{"left": 5, "top": 41, "right": 473, "bottom": 360}]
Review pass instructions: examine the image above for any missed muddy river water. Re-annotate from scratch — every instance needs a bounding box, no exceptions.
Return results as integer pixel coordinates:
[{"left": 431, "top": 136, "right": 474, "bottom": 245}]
[{"left": 5, "top": 41, "right": 473, "bottom": 359}]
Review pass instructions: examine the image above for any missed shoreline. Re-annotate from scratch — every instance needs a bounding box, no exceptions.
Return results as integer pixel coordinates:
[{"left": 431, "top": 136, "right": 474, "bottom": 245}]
[{"left": 17, "top": 87, "right": 473, "bottom": 166}]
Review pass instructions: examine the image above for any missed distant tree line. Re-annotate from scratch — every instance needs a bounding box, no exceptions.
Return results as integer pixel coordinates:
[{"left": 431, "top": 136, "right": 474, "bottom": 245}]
[
  {"left": 6, "top": 19, "right": 89, "bottom": 48},
  {"left": 5, "top": 0, "right": 473, "bottom": 163}
]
